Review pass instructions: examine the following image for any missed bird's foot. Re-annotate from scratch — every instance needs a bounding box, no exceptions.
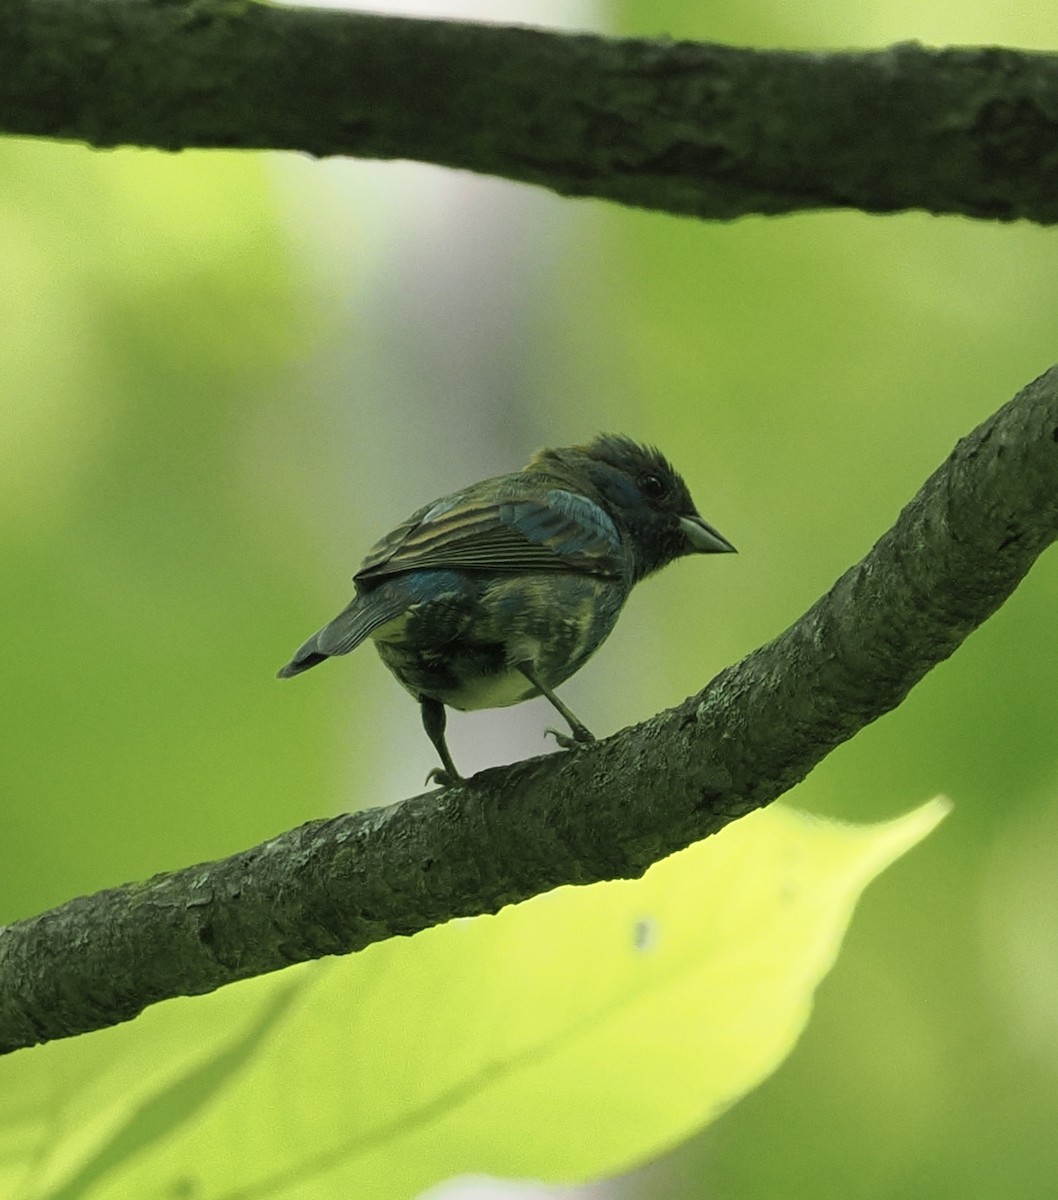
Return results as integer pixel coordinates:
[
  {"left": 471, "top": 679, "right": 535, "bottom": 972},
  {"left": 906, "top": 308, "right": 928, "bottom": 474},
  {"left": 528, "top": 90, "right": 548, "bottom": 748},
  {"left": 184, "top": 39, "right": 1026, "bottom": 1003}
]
[
  {"left": 546, "top": 725, "right": 596, "bottom": 750},
  {"left": 426, "top": 766, "right": 463, "bottom": 788}
]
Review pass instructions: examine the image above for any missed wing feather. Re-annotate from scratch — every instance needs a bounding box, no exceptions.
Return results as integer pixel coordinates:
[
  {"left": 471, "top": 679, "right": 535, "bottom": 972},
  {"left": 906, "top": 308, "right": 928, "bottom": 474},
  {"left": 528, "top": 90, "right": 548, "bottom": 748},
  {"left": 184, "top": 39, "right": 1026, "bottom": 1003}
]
[{"left": 355, "top": 489, "right": 623, "bottom": 584}]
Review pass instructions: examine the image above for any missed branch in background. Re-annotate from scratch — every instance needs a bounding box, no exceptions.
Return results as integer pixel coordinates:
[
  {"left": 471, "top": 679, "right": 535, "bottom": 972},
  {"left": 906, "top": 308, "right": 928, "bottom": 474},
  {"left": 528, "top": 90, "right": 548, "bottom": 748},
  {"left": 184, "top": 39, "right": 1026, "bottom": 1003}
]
[
  {"left": 2, "top": 365, "right": 1057, "bottom": 1054},
  {"left": 1, "top": 2, "right": 1058, "bottom": 221}
]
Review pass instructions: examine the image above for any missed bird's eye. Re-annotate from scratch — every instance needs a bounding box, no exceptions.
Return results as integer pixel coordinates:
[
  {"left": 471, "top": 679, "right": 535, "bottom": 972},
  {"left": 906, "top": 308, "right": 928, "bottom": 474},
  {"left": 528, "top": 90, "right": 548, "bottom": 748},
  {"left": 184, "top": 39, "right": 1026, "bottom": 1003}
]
[{"left": 639, "top": 472, "right": 667, "bottom": 500}]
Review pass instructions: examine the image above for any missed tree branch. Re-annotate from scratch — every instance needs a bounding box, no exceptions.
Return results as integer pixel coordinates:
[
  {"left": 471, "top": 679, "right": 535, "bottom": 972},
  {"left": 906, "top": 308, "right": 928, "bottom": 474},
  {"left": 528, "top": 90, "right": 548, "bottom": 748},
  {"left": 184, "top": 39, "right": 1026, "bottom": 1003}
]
[
  {"left": 2, "top": 1, "right": 1058, "bottom": 221},
  {"left": 2, "top": 365, "right": 1057, "bottom": 1054}
]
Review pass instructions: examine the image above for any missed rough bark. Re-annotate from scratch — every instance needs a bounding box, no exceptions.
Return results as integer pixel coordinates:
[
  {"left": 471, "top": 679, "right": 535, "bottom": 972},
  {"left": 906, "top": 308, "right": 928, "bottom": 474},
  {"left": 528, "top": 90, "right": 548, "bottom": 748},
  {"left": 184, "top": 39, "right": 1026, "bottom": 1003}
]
[{"left": 2, "top": 2, "right": 1058, "bottom": 221}]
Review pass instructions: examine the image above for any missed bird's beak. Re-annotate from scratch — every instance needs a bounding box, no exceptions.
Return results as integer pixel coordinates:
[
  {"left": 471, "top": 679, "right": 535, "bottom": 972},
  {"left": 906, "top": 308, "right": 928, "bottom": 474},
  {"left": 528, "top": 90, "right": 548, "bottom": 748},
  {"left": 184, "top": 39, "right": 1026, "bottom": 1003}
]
[{"left": 679, "top": 514, "right": 737, "bottom": 555}]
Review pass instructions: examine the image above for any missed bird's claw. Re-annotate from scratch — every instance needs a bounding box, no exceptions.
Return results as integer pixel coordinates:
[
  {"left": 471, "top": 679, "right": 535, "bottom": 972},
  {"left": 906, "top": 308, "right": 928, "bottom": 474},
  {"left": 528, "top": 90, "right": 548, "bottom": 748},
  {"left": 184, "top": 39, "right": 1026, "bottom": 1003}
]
[
  {"left": 425, "top": 767, "right": 462, "bottom": 788},
  {"left": 545, "top": 726, "right": 596, "bottom": 750}
]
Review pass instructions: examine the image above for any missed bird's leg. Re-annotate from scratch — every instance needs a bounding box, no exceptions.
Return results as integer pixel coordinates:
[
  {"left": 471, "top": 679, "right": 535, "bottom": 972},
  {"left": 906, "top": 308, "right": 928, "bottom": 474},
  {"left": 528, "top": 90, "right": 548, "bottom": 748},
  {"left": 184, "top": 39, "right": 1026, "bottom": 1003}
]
[
  {"left": 516, "top": 664, "right": 596, "bottom": 749},
  {"left": 420, "top": 696, "right": 463, "bottom": 787}
]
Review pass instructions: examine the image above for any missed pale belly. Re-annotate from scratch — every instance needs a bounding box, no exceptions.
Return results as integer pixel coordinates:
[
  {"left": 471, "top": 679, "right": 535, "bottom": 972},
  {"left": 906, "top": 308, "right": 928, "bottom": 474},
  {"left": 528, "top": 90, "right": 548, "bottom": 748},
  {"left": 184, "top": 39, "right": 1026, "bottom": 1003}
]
[
  {"left": 444, "top": 663, "right": 538, "bottom": 711},
  {"left": 370, "top": 570, "right": 627, "bottom": 711}
]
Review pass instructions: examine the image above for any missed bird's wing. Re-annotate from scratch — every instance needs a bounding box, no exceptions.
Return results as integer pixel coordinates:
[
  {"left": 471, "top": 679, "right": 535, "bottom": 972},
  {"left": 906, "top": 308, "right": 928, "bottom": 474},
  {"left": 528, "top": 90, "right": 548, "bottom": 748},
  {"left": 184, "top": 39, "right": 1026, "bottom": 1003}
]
[{"left": 355, "top": 489, "right": 623, "bottom": 583}]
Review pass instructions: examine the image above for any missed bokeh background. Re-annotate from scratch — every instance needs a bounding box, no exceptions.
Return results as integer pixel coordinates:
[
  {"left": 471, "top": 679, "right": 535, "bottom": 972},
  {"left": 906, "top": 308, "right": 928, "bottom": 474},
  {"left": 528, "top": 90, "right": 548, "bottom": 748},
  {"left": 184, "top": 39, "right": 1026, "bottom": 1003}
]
[{"left": 3, "top": 0, "right": 1058, "bottom": 1196}]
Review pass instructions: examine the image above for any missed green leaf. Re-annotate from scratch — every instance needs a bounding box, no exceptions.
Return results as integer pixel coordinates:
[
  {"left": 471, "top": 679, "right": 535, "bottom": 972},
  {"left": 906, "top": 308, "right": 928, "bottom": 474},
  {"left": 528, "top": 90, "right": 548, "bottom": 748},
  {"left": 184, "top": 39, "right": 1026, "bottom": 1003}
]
[{"left": 2, "top": 798, "right": 948, "bottom": 1200}]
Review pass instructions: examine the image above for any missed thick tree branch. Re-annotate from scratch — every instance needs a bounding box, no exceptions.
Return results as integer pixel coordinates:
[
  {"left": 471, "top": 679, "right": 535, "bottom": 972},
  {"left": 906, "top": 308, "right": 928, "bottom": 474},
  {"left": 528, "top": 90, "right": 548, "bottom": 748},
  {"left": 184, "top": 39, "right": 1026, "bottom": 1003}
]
[
  {"left": 2, "top": 365, "right": 1058, "bottom": 1054},
  {"left": 2, "top": 1, "right": 1058, "bottom": 221}
]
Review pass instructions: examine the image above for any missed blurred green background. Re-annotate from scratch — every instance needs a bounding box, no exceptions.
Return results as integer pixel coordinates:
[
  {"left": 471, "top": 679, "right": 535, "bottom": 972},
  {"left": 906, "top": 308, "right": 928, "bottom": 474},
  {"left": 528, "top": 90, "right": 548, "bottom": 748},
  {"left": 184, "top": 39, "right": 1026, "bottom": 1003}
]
[{"left": 3, "top": 0, "right": 1058, "bottom": 1196}]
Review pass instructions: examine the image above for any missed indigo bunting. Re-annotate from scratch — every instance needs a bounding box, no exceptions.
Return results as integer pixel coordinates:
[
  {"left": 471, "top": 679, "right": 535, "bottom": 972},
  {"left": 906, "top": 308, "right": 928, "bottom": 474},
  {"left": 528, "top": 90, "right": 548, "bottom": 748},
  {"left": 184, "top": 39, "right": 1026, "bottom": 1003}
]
[{"left": 278, "top": 435, "right": 735, "bottom": 784}]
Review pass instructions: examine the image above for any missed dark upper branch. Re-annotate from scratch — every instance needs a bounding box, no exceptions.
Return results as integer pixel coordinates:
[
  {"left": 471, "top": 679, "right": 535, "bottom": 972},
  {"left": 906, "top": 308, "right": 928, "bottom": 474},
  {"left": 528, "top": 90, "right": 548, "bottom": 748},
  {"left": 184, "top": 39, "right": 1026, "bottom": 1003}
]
[
  {"left": 2, "top": 365, "right": 1058, "bottom": 1054},
  {"left": 2, "top": 2, "right": 1058, "bottom": 221}
]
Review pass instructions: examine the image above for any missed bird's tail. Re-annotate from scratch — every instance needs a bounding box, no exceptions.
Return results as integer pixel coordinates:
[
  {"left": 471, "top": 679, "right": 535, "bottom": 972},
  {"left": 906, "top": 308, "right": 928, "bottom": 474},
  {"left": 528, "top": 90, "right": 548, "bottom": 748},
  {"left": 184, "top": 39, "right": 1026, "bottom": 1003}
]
[
  {"left": 276, "top": 592, "right": 403, "bottom": 679},
  {"left": 276, "top": 639, "right": 329, "bottom": 678},
  {"left": 275, "top": 602, "right": 360, "bottom": 679}
]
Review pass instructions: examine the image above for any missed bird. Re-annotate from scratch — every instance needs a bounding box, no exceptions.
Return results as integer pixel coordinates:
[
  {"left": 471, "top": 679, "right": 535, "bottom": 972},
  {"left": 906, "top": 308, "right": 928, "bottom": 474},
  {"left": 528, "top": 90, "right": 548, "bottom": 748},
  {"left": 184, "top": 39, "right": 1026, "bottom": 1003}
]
[{"left": 277, "top": 435, "right": 735, "bottom": 785}]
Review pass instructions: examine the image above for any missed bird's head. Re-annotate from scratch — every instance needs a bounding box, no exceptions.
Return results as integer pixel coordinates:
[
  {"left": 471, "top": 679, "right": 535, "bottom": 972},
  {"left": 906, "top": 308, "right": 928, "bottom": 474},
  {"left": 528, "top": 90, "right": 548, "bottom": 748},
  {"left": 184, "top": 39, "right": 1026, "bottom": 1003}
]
[{"left": 529, "top": 434, "right": 736, "bottom": 582}]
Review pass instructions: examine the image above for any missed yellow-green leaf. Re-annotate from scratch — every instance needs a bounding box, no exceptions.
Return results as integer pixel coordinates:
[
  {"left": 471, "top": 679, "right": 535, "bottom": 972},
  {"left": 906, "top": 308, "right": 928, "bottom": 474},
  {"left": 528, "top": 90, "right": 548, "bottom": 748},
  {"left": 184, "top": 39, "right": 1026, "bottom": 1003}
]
[{"left": 2, "top": 798, "right": 949, "bottom": 1200}]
